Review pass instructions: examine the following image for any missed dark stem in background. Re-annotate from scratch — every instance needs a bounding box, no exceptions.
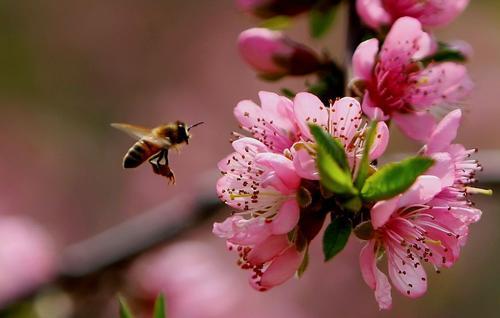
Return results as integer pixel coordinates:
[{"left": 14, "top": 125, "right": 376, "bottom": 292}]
[{"left": 345, "top": 0, "right": 364, "bottom": 60}]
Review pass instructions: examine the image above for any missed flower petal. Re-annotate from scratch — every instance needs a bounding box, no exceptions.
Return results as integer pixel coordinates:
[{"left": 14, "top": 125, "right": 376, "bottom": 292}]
[
  {"left": 425, "top": 109, "right": 462, "bottom": 154},
  {"left": 393, "top": 111, "right": 436, "bottom": 141},
  {"left": 371, "top": 197, "right": 400, "bottom": 229},
  {"left": 427, "top": 152, "right": 455, "bottom": 188},
  {"left": 293, "top": 92, "right": 328, "bottom": 140},
  {"left": 356, "top": 0, "right": 391, "bottom": 29},
  {"left": 353, "top": 38, "right": 379, "bottom": 80},
  {"left": 387, "top": 247, "right": 427, "bottom": 298},
  {"left": 399, "top": 175, "right": 443, "bottom": 207},
  {"left": 409, "top": 63, "right": 472, "bottom": 111},
  {"left": 292, "top": 146, "right": 319, "bottom": 180},
  {"left": 257, "top": 247, "right": 302, "bottom": 289},
  {"left": 360, "top": 241, "right": 393, "bottom": 310},
  {"left": 381, "top": 17, "right": 427, "bottom": 68},
  {"left": 213, "top": 216, "right": 271, "bottom": 245},
  {"left": 255, "top": 152, "right": 301, "bottom": 192},
  {"left": 369, "top": 121, "right": 390, "bottom": 160},
  {"left": 246, "top": 235, "right": 289, "bottom": 265},
  {"left": 271, "top": 199, "right": 300, "bottom": 235},
  {"left": 330, "top": 97, "right": 363, "bottom": 144}
]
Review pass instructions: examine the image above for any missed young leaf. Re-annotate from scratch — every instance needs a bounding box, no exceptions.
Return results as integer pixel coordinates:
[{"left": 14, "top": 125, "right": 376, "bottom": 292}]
[
  {"left": 317, "top": 147, "right": 357, "bottom": 196},
  {"left": 323, "top": 217, "right": 352, "bottom": 261},
  {"left": 354, "top": 121, "right": 378, "bottom": 189},
  {"left": 153, "top": 294, "right": 167, "bottom": 318},
  {"left": 297, "top": 246, "right": 309, "bottom": 278},
  {"left": 280, "top": 87, "right": 296, "bottom": 98},
  {"left": 260, "top": 15, "right": 292, "bottom": 30},
  {"left": 309, "top": 6, "right": 337, "bottom": 38},
  {"left": 118, "top": 296, "right": 135, "bottom": 318},
  {"left": 361, "top": 156, "right": 435, "bottom": 202},
  {"left": 309, "top": 124, "right": 349, "bottom": 172}
]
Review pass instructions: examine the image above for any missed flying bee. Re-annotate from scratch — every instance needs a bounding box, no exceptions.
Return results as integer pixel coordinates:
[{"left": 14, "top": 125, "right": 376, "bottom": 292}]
[{"left": 111, "top": 121, "right": 204, "bottom": 184}]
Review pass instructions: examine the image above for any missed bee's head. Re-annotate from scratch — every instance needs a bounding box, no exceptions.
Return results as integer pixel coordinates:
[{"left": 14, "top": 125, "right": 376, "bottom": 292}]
[{"left": 175, "top": 121, "right": 190, "bottom": 144}]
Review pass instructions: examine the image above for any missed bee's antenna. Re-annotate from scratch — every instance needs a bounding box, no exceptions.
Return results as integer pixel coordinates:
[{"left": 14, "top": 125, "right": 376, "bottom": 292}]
[{"left": 188, "top": 122, "right": 204, "bottom": 131}]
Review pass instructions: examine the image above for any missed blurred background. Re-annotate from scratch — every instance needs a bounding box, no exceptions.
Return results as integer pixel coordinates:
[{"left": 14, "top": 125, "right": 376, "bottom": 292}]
[{"left": 0, "top": 0, "right": 499, "bottom": 317}]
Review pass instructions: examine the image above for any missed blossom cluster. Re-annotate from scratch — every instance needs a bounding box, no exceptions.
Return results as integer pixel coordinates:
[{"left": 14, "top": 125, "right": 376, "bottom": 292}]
[{"left": 214, "top": 0, "right": 490, "bottom": 310}]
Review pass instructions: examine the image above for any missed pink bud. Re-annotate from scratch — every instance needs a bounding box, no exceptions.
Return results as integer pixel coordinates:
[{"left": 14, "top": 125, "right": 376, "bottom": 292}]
[{"left": 238, "top": 28, "right": 320, "bottom": 78}]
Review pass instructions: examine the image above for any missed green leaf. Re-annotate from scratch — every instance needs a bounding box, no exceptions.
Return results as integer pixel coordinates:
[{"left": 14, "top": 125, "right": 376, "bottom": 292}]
[
  {"left": 323, "top": 217, "right": 352, "bottom": 261},
  {"left": 354, "top": 121, "right": 378, "bottom": 189},
  {"left": 361, "top": 156, "right": 435, "bottom": 202},
  {"left": 309, "top": 124, "right": 349, "bottom": 172},
  {"left": 280, "top": 87, "right": 296, "bottom": 98},
  {"left": 260, "top": 15, "right": 292, "bottom": 30},
  {"left": 317, "top": 147, "right": 357, "bottom": 196},
  {"left": 297, "top": 246, "right": 309, "bottom": 278},
  {"left": 421, "top": 42, "right": 467, "bottom": 66},
  {"left": 118, "top": 296, "right": 135, "bottom": 318},
  {"left": 153, "top": 294, "right": 167, "bottom": 318},
  {"left": 309, "top": 6, "right": 337, "bottom": 38}
]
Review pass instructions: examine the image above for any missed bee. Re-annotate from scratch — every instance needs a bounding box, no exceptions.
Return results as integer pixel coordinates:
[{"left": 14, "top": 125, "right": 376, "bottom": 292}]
[{"left": 111, "top": 121, "right": 204, "bottom": 184}]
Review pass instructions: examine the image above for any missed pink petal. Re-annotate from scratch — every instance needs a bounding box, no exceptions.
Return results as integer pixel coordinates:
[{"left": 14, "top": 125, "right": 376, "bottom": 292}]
[
  {"left": 381, "top": 17, "right": 427, "bottom": 68},
  {"left": 409, "top": 63, "right": 472, "bottom": 110},
  {"left": 234, "top": 95, "right": 297, "bottom": 152},
  {"left": 398, "top": 175, "right": 442, "bottom": 207},
  {"left": 234, "top": 99, "right": 263, "bottom": 130},
  {"left": 427, "top": 152, "right": 455, "bottom": 188},
  {"left": 330, "top": 97, "right": 363, "bottom": 143},
  {"left": 353, "top": 38, "right": 379, "bottom": 80},
  {"left": 271, "top": 199, "right": 300, "bottom": 235},
  {"left": 258, "top": 247, "right": 302, "bottom": 288},
  {"left": 417, "top": 0, "right": 470, "bottom": 28},
  {"left": 393, "top": 111, "right": 436, "bottom": 141},
  {"left": 213, "top": 216, "right": 271, "bottom": 246},
  {"left": 425, "top": 109, "right": 462, "bottom": 154},
  {"left": 387, "top": 248, "right": 427, "bottom": 298},
  {"left": 371, "top": 197, "right": 400, "bottom": 229},
  {"left": 369, "top": 121, "right": 390, "bottom": 160},
  {"left": 360, "top": 241, "right": 393, "bottom": 310},
  {"left": 356, "top": 0, "right": 391, "bottom": 29},
  {"left": 255, "top": 152, "right": 301, "bottom": 192},
  {"left": 293, "top": 92, "right": 328, "bottom": 140},
  {"left": 230, "top": 137, "right": 268, "bottom": 162},
  {"left": 247, "top": 235, "right": 289, "bottom": 265},
  {"left": 292, "top": 146, "right": 319, "bottom": 180}
]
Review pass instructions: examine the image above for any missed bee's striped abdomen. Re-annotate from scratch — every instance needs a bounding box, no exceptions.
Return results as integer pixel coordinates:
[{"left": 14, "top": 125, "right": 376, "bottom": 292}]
[{"left": 123, "top": 140, "right": 159, "bottom": 168}]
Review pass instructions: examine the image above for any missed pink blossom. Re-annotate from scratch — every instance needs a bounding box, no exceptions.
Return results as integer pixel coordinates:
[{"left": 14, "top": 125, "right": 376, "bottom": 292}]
[
  {"left": 214, "top": 136, "right": 302, "bottom": 289},
  {"left": 360, "top": 175, "right": 481, "bottom": 309},
  {"left": 238, "top": 28, "right": 320, "bottom": 78},
  {"left": 423, "top": 109, "right": 484, "bottom": 211},
  {"left": 215, "top": 91, "right": 390, "bottom": 290},
  {"left": 356, "top": 0, "right": 469, "bottom": 29},
  {"left": 0, "top": 216, "right": 56, "bottom": 305},
  {"left": 234, "top": 91, "right": 299, "bottom": 152},
  {"left": 352, "top": 17, "right": 473, "bottom": 140}
]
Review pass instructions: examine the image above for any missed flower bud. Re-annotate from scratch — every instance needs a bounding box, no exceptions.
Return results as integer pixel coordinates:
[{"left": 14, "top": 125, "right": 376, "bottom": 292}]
[
  {"left": 237, "top": 0, "right": 314, "bottom": 18},
  {"left": 238, "top": 28, "right": 321, "bottom": 78}
]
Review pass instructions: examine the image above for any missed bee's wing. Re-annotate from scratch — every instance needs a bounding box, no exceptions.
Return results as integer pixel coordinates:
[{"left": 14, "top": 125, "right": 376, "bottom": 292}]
[{"left": 111, "top": 123, "right": 171, "bottom": 147}]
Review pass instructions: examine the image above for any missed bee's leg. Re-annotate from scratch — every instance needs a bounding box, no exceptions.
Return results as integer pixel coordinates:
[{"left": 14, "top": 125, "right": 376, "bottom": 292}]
[
  {"left": 149, "top": 149, "right": 175, "bottom": 184},
  {"left": 148, "top": 150, "right": 163, "bottom": 175}
]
